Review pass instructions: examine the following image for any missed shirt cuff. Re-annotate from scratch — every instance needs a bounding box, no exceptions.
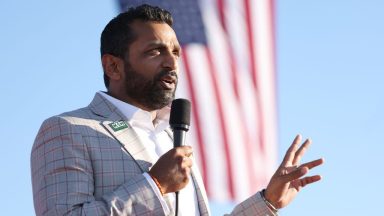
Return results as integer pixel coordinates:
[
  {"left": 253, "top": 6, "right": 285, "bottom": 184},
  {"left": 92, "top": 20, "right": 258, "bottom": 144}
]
[
  {"left": 256, "top": 192, "right": 278, "bottom": 215},
  {"left": 143, "top": 172, "right": 170, "bottom": 215}
]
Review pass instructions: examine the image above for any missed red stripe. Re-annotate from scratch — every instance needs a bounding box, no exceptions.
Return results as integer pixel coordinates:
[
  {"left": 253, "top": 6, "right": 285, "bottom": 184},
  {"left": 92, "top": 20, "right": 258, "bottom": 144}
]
[
  {"left": 244, "top": 0, "right": 266, "bottom": 154},
  {"left": 216, "top": 0, "right": 240, "bottom": 98},
  {"left": 181, "top": 50, "right": 210, "bottom": 196},
  {"left": 217, "top": 0, "right": 227, "bottom": 32},
  {"left": 267, "top": 0, "right": 278, "bottom": 181},
  {"left": 244, "top": 0, "right": 258, "bottom": 88},
  {"left": 269, "top": 0, "right": 278, "bottom": 109},
  {"left": 216, "top": 0, "right": 258, "bottom": 194},
  {"left": 204, "top": 47, "right": 235, "bottom": 199}
]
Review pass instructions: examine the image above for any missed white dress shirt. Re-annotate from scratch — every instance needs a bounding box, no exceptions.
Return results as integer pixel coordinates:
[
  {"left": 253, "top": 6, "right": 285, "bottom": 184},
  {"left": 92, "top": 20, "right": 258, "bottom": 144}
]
[{"left": 100, "top": 91, "right": 199, "bottom": 216}]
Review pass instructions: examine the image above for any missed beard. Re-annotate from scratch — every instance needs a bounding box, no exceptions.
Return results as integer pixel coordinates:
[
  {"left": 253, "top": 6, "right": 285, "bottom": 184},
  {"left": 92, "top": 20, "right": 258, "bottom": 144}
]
[{"left": 123, "top": 61, "right": 178, "bottom": 110}]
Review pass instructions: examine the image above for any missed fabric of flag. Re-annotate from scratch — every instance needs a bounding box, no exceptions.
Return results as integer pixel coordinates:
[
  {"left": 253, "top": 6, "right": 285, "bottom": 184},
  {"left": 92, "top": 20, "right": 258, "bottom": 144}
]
[{"left": 118, "top": 0, "right": 278, "bottom": 202}]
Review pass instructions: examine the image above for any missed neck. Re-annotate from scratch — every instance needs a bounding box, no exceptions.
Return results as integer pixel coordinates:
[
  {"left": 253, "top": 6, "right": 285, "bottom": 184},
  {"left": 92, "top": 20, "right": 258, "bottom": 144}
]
[{"left": 105, "top": 91, "right": 158, "bottom": 122}]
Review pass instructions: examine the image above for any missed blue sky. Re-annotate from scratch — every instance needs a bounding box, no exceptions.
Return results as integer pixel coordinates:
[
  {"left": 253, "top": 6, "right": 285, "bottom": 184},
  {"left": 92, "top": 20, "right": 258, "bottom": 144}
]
[{"left": 1, "top": 1, "right": 383, "bottom": 215}]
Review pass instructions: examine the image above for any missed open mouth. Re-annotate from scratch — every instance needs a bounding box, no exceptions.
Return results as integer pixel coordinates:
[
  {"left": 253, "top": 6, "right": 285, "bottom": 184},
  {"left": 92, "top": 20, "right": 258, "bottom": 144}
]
[{"left": 159, "top": 75, "right": 177, "bottom": 90}]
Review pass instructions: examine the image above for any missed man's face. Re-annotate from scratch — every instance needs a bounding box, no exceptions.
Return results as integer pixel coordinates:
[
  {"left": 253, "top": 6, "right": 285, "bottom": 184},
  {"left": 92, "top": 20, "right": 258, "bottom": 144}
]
[{"left": 122, "top": 21, "right": 181, "bottom": 111}]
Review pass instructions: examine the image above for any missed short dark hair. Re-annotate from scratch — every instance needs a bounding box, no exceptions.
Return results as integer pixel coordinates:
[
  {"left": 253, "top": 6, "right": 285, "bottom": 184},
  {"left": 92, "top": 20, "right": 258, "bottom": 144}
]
[{"left": 100, "top": 4, "right": 173, "bottom": 88}]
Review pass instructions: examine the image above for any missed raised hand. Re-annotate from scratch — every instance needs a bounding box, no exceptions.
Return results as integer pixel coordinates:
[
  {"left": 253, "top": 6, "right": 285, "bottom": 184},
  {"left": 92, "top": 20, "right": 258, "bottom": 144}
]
[
  {"left": 148, "top": 146, "right": 194, "bottom": 194},
  {"left": 264, "top": 135, "right": 324, "bottom": 209}
]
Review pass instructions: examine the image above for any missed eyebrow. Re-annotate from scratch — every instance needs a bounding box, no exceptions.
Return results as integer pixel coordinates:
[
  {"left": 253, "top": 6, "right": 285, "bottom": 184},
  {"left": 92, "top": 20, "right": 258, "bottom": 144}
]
[{"left": 146, "top": 41, "right": 181, "bottom": 51}]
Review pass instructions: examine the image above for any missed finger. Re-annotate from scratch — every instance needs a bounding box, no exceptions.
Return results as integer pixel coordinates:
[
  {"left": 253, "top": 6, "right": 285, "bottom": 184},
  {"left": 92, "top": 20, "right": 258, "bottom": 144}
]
[
  {"left": 182, "top": 156, "right": 193, "bottom": 168},
  {"left": 281, "top": 134, "right": 302, "bottom": 166},
  {"left": 184, "top": 146, "right": 194, "bottom": 157},
  {"left": 176, "top": 146, "right": 193, "bottom": 157},
  {"left": 298, "top": 175, "right": 322, "bottom": 188},
  {"left": 282, "top": 166, "right": 309, "bottom": 183},
  {"left": 182, "top": 168, "right": 191, "bottom": 183},
  {"left": 182, "top": 166, "right": 192, "bottom": 176},
  {"left": 300, "top": 158, "right": 324, "bottom": 170},
  {"left": 281, "top": 158, "right": 324, "bottom": 183},
  {"left": 292, "top": 138, "right": 312, "bottom": 165}
]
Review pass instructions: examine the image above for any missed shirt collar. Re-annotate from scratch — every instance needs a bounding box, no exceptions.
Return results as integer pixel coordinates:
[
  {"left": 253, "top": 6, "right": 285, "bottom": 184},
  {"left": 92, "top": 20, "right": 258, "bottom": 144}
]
[{"left": 98, "top": 91, "right": 171, "bottom": 132}]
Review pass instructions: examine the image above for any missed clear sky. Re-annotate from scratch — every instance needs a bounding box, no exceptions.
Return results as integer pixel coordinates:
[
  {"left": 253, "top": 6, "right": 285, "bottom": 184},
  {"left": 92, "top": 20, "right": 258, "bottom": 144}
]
[{"left": 1, "top": 1, "right": 383, "bottom": 215}]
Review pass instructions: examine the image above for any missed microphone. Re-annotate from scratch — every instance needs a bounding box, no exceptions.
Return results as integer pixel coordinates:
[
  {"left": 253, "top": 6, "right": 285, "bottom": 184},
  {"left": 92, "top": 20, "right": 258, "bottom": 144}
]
[
  {"left": 169, "top": 98, "right": 191, "bottom": 216},
  {"left": 169, "top": 98, "right": 191, "bottom": 148}
]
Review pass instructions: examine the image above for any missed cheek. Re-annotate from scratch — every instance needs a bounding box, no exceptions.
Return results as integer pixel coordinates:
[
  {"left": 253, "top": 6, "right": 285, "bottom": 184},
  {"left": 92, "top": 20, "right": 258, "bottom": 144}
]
[{"left": 131, "top": 59, "right": 161, "bottom": 77}]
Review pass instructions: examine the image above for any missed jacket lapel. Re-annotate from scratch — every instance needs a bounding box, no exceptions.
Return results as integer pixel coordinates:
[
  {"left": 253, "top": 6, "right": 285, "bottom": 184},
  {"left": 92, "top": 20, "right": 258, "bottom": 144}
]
[
  {"left": 102, "top": 119, "right": 156, "bottom": 172},
  {"left": 90, "top": 93, "right": 210, "bottom": 215},
  {"left": 190, "top": 166, "right": 210, "bottom": 216},
  {"left": 89, "top": 93, "right": 156, "bottom": 172}
]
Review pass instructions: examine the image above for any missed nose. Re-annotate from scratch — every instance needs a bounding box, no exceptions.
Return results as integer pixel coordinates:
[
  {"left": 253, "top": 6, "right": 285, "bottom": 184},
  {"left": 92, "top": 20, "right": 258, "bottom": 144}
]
[{"left": 162, "top": 52, "right": 178, "bottom": 72}]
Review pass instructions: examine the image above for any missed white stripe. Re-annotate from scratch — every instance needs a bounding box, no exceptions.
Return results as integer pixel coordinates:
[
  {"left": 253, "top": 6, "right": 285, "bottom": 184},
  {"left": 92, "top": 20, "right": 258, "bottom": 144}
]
[
  {"left": 183, "top": 45, "right": 230, "bottom": 200},
  {"left": 203, "top": 5, "right": 257, "bottom": 201},
  {"left": 176, "top": 60, "right": 204, "bottom": 170},
  {"left": 253, "top": 0, "right": 278, "bottom": 175},
  {"left": 223, "top": 0, "right": 268, "bottom": 193},
  {"left": 176, "top": 0, "right": 278, "bottom": 202}
]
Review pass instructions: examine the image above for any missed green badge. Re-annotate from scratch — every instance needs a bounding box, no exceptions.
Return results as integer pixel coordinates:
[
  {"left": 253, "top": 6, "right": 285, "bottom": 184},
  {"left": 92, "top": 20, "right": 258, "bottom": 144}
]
[{"left": 109, "top": 121, "right": 128, "bottom": 132}]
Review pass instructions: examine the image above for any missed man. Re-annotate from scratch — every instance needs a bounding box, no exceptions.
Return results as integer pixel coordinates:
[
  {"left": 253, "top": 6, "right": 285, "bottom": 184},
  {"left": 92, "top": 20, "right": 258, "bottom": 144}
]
[{"left": 31, "top": 4, "right": 324, "bottom": 216}]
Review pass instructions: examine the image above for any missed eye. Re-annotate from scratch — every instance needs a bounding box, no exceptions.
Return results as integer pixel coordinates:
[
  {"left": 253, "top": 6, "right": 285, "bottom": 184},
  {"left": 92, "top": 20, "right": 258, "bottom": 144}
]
[
  {"left": 173, "top": 49, "right": 181, "bottom": 58},
  {"left": 146, "top": 49, "right": 161, "bottom": 56}
]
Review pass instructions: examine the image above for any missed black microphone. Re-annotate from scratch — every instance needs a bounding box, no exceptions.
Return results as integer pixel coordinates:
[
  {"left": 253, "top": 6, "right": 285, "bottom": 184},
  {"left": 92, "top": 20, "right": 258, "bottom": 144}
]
[
  {"left": 169, "top": 98, "right": 191, "bottom": 216},
  {"left": 169, "top": 98, "right": 191, "bottom": 148}
]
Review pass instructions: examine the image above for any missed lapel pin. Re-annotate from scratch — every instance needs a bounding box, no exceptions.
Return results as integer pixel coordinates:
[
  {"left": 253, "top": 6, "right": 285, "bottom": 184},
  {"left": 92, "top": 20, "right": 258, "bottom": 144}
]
[{"left": 109, "top": 121, "right": 128, "bottom": 132}]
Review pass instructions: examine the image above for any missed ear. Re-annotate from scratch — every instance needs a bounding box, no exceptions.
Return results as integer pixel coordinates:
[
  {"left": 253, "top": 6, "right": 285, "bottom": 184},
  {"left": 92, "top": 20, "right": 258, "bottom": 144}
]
[{"left": 101, "top": 54, "right": 124, "bottom": 82}]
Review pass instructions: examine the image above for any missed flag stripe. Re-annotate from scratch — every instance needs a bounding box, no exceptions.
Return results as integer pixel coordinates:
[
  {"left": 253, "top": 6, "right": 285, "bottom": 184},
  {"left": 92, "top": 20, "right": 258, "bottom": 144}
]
[
  {"left": 244, "top": 0, "right": 267, "bottom": 155},
  {"left": 182, "top": 44, "right": 230, "bottom": 200},
  {"left": 216, "top": 0, "right": 226, "bottom": 31},
  {"left": 270, "top": 0, "right": 277, "bottom": 97},
  {"left": 258, "top": 0, "right": 278, "bottom": 177},
  {"left": 215, "top": 0, "right": 258, "bottom": 196},
  {"left": 244, "top": 0, "right": 258, "bottom": 88},
  {"left": 204, "top": 47, "right": 235, "bottom": 199},
  {"left": 180, "top": 51, "right": 210, "bottom": 196},
  {"left": 216, "top": 0, "right": 240, "bottom": 99}
]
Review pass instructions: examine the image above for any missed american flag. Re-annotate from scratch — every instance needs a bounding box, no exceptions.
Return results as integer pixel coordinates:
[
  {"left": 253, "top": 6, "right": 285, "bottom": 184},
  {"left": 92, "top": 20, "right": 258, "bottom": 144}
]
[{"left": 118, "top": 0, "right": 278, "bottom": 202}]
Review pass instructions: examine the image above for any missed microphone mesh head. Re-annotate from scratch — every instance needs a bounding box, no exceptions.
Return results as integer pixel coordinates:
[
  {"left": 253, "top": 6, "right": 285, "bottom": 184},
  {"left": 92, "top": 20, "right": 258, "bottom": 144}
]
[{"left": 170, "top": 98, "right": 191, "bottom": 126}]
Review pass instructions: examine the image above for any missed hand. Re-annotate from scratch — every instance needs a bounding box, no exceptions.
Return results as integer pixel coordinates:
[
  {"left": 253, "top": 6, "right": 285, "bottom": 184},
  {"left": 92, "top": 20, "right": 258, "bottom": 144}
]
[
  {"left": 264, "top": 135, "right": 324, "bottom": 209},
  {"left": 148, "top": 146, "right": 193, "bottom": 194}
]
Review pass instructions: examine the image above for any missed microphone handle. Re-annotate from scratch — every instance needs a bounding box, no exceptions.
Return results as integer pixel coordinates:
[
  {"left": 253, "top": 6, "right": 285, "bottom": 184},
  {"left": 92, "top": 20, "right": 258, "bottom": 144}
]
[
  {"left": 173, "top": 129, "right": 186, "bottom": 216},
  {"left": 173, "top": 130, "right": 186, "bottom": 148}
]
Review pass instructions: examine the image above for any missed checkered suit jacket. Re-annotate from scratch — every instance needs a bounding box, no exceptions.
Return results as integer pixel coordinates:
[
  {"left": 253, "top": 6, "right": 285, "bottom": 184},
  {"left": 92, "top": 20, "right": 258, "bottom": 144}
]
[{"left": 31, "top": 92, "right": 276, "bottom": 216}]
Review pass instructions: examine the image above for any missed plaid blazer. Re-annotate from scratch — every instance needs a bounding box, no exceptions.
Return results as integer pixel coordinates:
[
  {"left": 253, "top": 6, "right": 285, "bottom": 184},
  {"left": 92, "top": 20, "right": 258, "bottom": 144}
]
[{"left": 31, "top": 93, "right": 276, "bottom": 216}]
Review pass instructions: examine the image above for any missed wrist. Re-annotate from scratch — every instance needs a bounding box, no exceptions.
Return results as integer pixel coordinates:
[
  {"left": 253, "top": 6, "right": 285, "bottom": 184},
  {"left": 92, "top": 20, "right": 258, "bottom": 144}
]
[
  {"left": 148, "top": 172, "right": 165, "bottom": 196},
  {"left": 261, "top": 189, "right": 279, "bottom": 213}
]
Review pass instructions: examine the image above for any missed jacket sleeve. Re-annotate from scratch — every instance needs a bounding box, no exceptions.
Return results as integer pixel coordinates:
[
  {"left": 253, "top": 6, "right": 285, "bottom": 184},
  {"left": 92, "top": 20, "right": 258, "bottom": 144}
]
[
  {"left": 31, "top": 116, "right": 165, "bottom": 216},
  {"left": 226, "top": 192, "right": 277, "bottom": 216}
]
